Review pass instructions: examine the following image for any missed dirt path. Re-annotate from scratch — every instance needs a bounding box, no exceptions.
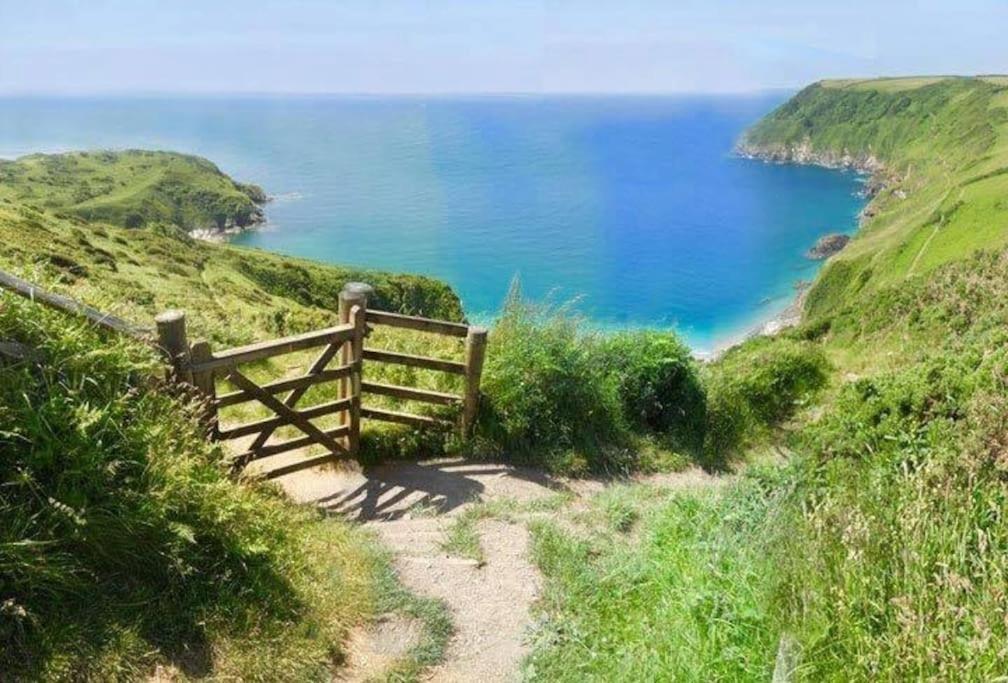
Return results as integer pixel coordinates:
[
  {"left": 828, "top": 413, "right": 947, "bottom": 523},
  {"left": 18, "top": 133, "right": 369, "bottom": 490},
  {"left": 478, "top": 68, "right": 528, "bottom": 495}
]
[{"left": 274, "top": 458, "right": 715, "bottom": 681}]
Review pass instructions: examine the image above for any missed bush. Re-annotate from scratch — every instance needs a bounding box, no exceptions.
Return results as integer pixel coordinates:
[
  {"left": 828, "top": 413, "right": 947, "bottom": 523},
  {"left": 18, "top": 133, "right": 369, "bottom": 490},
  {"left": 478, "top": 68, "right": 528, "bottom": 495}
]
[
  {"left": 702, "top": 338, "right": 829, "bottom": 467},
  {"left": 474, "top": 287, "right": 629, "bottom": 473},
  {"left": 0, "top": 297, "right": 378, "bottom": 680},
  {"left": 600, "top": 330, "right": 706, "bottom": 451}
]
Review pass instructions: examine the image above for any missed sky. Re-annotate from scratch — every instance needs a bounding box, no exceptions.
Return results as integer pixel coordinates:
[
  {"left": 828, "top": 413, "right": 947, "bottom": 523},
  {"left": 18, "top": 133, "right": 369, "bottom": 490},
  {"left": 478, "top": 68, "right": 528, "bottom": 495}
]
[{"left": 2, "top": 0, "right": 1007, "bottom": 95}]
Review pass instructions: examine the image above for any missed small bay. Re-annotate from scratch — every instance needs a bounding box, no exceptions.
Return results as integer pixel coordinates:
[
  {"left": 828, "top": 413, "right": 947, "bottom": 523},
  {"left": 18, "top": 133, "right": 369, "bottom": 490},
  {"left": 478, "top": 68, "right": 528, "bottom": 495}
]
[{"left": 0, "top": 94, "right": 865, "bottom": 350}]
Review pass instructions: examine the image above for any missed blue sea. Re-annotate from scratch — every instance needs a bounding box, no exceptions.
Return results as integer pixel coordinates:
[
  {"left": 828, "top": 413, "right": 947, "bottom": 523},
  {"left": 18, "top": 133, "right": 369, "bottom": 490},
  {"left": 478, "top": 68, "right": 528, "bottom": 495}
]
[{"left": 0, "top": 94, "right": 865, "bottom": 351}]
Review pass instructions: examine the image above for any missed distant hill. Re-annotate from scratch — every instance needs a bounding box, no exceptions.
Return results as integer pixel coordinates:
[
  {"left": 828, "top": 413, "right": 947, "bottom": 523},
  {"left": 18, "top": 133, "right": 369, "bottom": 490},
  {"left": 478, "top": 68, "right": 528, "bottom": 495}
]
[
  {"left": 738, "top": 76, "right": 1008, "bottom": 318},
  {"left": 0, "top": 150, "right": 463, "bottom": 346},
  {"left": 0, "top": 150, "right": 269, "bottom": 233}
]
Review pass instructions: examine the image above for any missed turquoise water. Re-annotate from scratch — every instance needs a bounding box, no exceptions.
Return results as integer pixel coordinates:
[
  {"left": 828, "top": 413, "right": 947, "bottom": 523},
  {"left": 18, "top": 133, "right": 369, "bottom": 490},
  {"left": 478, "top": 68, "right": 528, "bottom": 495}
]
[{"left": 0, "top": 95, "right": 865, "bottom": 350}]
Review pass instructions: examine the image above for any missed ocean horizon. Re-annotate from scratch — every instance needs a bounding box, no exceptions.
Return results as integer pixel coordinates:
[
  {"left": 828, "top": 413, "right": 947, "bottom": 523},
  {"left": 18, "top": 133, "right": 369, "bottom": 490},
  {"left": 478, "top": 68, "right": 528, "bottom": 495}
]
[{"left": 0, "top": 93, "right": 866, "bottom": 351}]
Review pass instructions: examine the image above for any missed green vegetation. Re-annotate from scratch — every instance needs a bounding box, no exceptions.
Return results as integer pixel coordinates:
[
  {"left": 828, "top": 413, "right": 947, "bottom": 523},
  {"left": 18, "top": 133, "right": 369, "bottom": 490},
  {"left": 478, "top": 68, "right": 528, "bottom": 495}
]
[
  {"left": 0, "top": 294, "right": 384, "bottom": 680},
  {"left": 0, "top": 150, "right": 267, "bottom": 232},
  {"left": 526, "top": 76, "right": 1008, "bottom": 680},
  {"left": 0, "top": 151, "right": 466, "bottom": 679},
  {"left": 741, "top": 76, "right": 1008, "bottom": 322},
  {"left": 8, "top": 77, "right": 1008, "bottom": 679}
]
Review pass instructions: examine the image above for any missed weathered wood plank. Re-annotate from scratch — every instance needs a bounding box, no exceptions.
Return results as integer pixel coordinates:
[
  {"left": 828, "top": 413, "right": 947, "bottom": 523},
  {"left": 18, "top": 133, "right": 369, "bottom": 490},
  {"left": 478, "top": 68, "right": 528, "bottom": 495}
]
[
  {"left": 192, "top": 324, "right": 354, "bottom": 372},
  {"left": 226, "top": 369, "right": 348, "bottom": 457},
  {"left": 232, "top": 424, "right": 351, "bottom": 465},
  {"left": 361, "top": 380, "right": 462, "bottom": 406},
  {"left": 217, "top": 397, "right": 353, "bottom": 441},
  {"left": 363, "top": 348, "right": 467, "bottom": 375},
  {"left": 360, "top": 406, "right": 453, "bottom": 429},
  {"left": 0, "top": 269, "right": 152, "bottom": 341},
  {"left": 248, "top": 339, "right": 344, "bottom": 450},
  {"left": 215, "top": 363, "right": 354, "bottom": 408},
  {"left": 366, "top": 310, "right": 469, "bottom": 337},
  {"left": 263, "top": 453, "right": 341, "bottom": 479}
]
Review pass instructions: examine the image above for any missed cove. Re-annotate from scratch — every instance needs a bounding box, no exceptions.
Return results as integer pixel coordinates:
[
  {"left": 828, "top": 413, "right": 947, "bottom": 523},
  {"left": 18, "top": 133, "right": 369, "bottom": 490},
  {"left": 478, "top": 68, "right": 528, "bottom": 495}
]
[{"left": 0, "top": 94, "right": 866, "bottom": 351}]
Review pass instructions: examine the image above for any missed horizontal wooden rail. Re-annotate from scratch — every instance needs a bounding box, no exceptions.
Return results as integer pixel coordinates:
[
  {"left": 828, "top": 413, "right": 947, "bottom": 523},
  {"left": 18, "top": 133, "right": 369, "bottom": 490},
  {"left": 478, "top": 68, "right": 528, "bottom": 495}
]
[
  {"left": 192, "top": 324, "right": 355, "bottom": 372},
  {"left": 366, "top": 310, "right": 469, "bottom": 337},
  {"left": 361, "top": 380, "right": 462, "bottom": 406},
  {"left": 361, "top": 406, "right": 453, "bottom": 429},
  {"left": 232, "top": 424, "right": 351, "bottom": 465},
  {"left": 215, "top": 363, "right": 356, "bottom": 408},
  {"left": 217, "top": 397, "right": 353, "bottom": 441},
  {"left": 0, "top": 269, "right": 152, "bottom": 341},
  {"left": 262, "top": 453, "right": 344, "bottom": 479},
  {"left": 363, "top": 347, "right": 467, "bottom": 375}
]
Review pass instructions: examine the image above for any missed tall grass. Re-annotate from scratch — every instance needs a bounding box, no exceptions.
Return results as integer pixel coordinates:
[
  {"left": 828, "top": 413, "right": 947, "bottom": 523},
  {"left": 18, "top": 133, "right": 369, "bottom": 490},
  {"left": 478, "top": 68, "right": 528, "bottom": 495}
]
[
  {"left": 472, "top": 286, "right": 828, "bottom": 474},
  {"left": 0, "top": 295, "right": 381, "bottom": 680}
]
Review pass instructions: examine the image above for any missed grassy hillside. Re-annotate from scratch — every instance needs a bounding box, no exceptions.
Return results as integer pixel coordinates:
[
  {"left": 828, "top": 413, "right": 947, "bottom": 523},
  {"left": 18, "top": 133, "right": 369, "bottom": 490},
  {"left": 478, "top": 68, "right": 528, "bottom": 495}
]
[
  {"left": 524, "top": 79, "right": 1008, "bottom": 680},
  {"left": 0, "top": 151, "right": 463, "bottom": 348},
  {"left": 0, "top": 150, "right": 268, "bottom": 232},
  {"left": 740, "top": 76, "right": 1008, "bottom": 324}
]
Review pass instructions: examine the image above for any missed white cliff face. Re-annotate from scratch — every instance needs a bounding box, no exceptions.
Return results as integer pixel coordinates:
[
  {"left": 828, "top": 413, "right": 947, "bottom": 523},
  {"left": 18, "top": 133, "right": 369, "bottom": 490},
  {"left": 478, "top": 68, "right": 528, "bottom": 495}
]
[{"left": 736, "top": 137, "right": 883, "bottom": 174}]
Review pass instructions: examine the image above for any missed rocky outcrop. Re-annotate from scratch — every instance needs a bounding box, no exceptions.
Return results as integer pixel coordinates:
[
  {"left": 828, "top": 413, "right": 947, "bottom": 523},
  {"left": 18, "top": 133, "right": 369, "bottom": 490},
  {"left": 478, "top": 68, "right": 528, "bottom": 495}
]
[
  {"left": 735, "top": 138, "right": 884, "bottom": 174},
  {"left": 806, "top": 233, "right": 850, "bottom": 260}
]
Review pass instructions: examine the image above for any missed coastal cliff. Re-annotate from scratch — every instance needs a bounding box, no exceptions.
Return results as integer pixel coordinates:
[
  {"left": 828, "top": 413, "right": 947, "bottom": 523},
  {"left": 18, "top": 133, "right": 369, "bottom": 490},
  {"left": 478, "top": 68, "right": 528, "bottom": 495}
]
[
  {"left": 0, "top": 150, "right": 268, "bottom": 236},
  {"left": 737, "top": 76, "right": 1008, "bottom": 318}
]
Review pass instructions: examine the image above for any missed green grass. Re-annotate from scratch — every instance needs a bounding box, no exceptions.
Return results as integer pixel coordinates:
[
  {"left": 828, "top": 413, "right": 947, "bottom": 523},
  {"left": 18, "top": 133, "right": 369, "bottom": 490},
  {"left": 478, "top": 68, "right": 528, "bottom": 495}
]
[
  {"left": 0, "top": 150, "right": 266, "bottom": 232},
  {"left": 741, "top": 77, "right": 1008, "bottom": 324},
  {"left": 526, "top": 79, "right": 1008, "bottom": 680},
  {"left": 440, "top": 515, "right": 485, "bottom": 564},
  {"left": 526, "top": 481, "right": 779, "bottom": 682},
  {"left": 0, "top": 293, "right": 395, "bottom": 680}
]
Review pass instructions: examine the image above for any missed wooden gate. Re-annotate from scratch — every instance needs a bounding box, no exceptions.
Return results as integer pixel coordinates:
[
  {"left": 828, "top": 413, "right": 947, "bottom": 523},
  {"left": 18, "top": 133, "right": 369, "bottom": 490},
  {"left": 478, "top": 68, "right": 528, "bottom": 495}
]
[{"left": 155, "top": 283, "right": 486, "bottom": 478}]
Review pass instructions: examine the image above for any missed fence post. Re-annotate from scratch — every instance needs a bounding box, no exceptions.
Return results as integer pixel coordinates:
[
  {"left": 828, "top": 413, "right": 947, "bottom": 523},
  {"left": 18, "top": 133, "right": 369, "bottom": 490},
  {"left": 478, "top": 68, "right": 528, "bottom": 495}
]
[
  {"left": 155, "top": 309, "right": 191, "bottom": 384},
  {"left": 189, "top": 340, "right": 218, "bottom": 438},
  {"left": 338, "top": 283, "right": 372, "bottom": 450},
  {"left": 348, "top": 305, "right": 365, "bottom": 456},
  {"left": 461, "top": 326, "right": 487, "bottom": 439}
]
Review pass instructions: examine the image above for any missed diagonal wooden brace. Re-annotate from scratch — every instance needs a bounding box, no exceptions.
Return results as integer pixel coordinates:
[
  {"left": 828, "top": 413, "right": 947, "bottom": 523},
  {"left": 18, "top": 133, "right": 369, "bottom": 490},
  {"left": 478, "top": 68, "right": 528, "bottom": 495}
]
[
  {"left": 227, "top": 368, "right": 348, "bottom": 457},
  {"left": 248, "top": 337, "right": 343, "bottom": 450}
]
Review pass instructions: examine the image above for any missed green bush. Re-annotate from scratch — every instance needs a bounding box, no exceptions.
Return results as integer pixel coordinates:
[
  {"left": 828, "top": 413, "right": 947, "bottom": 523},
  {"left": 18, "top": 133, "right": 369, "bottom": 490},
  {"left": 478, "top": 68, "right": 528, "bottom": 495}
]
[
  {"left": 702, "top": 338, "right": 829, "bottom": 466},
  {"left": 600, "top": 330, "right": 706, "bottom": 451},
  {"left": 475, "top": 287, "right": 629, "bottom": 474},
  {"left": 0, "top": 297, "right": 378, "bottom": 680}
]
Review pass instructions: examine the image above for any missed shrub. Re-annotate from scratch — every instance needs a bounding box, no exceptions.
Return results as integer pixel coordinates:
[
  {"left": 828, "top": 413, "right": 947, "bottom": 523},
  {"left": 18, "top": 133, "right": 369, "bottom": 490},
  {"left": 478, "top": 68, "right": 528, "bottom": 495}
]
[
  {"left": 474, "top": 287, "right": 628, "bottom": 473},
  {"left": 0, "top": 296, "right": 378, "bottom": 680},
  {"left": 600, "top": 330, "right": 706, "bottom": 451},
  {"left": 702, "top": 338, "right": 829, "bottom": 467}
]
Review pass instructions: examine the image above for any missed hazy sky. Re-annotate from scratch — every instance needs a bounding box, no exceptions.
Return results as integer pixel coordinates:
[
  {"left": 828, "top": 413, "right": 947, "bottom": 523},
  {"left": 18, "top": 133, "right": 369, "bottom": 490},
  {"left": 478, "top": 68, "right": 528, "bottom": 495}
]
[{"left": 2, "top": 0, "right": 1006, "bottom": 94}]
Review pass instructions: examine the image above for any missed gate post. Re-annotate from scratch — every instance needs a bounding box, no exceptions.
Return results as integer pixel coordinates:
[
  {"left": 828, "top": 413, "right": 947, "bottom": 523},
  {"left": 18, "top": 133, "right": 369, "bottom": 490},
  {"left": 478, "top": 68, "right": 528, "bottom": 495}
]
[
  {"left": 338, "top": 283, "right": 372, "bottom": 452},
  {"left": 461, "top": 326, "right": 488, "bottom": 439},
  {"left": 348, "top": 305, "right": 365, "bottom": 456},
  {"left": 155, "top": 309, "right": 191, "bottom": 384},
  {"left": 189, "top": 340, "right": 218, "bottom": 438}
]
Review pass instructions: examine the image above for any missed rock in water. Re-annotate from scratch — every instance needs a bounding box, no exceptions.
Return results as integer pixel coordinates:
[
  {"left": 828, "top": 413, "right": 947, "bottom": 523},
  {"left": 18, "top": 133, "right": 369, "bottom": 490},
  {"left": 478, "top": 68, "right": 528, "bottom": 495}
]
[{"left": 806, "top": 233, "right": 850, "bottom": 260}]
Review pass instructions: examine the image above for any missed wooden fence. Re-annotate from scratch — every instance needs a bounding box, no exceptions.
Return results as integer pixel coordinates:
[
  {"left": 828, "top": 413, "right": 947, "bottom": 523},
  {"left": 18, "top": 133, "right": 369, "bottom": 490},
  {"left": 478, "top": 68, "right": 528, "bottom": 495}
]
[
  {"left": 159, "top": 283, "right": 486, "bottom": 477},
  {"left": 1, "top": 272, "right": 487, "bottom": 478}
]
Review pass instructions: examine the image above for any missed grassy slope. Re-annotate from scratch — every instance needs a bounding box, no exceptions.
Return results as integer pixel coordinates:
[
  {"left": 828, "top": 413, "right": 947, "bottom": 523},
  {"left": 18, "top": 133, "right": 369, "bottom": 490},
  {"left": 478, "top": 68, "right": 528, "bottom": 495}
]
[
  {"left": 741, "top": 77, "right": 1008, "bottom": 328},
  {"left": 0, "top": 150, "right": 267, "bottom": 231},
  {"left": 528, "top": 78, "right": 1008, "bottom": 681},
  {"left": 0, "top": 151, "right": 463, "bottom": 349},
  {"left": 0, "top": 152, "right": 466, "bottom": 679}
]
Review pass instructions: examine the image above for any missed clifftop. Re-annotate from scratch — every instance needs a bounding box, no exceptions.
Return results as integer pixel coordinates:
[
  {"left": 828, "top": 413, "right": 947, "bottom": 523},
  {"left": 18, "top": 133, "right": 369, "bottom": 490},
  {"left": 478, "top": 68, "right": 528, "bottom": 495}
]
[
  {"left": 0, "top": 150, "right": 464, "bottom": 345},
  {"left": 738, "top": 76, "right": 1008, "bottom": 318},
  {"left": 0, "top": 150, "right": 267, "bottom": 234}
]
